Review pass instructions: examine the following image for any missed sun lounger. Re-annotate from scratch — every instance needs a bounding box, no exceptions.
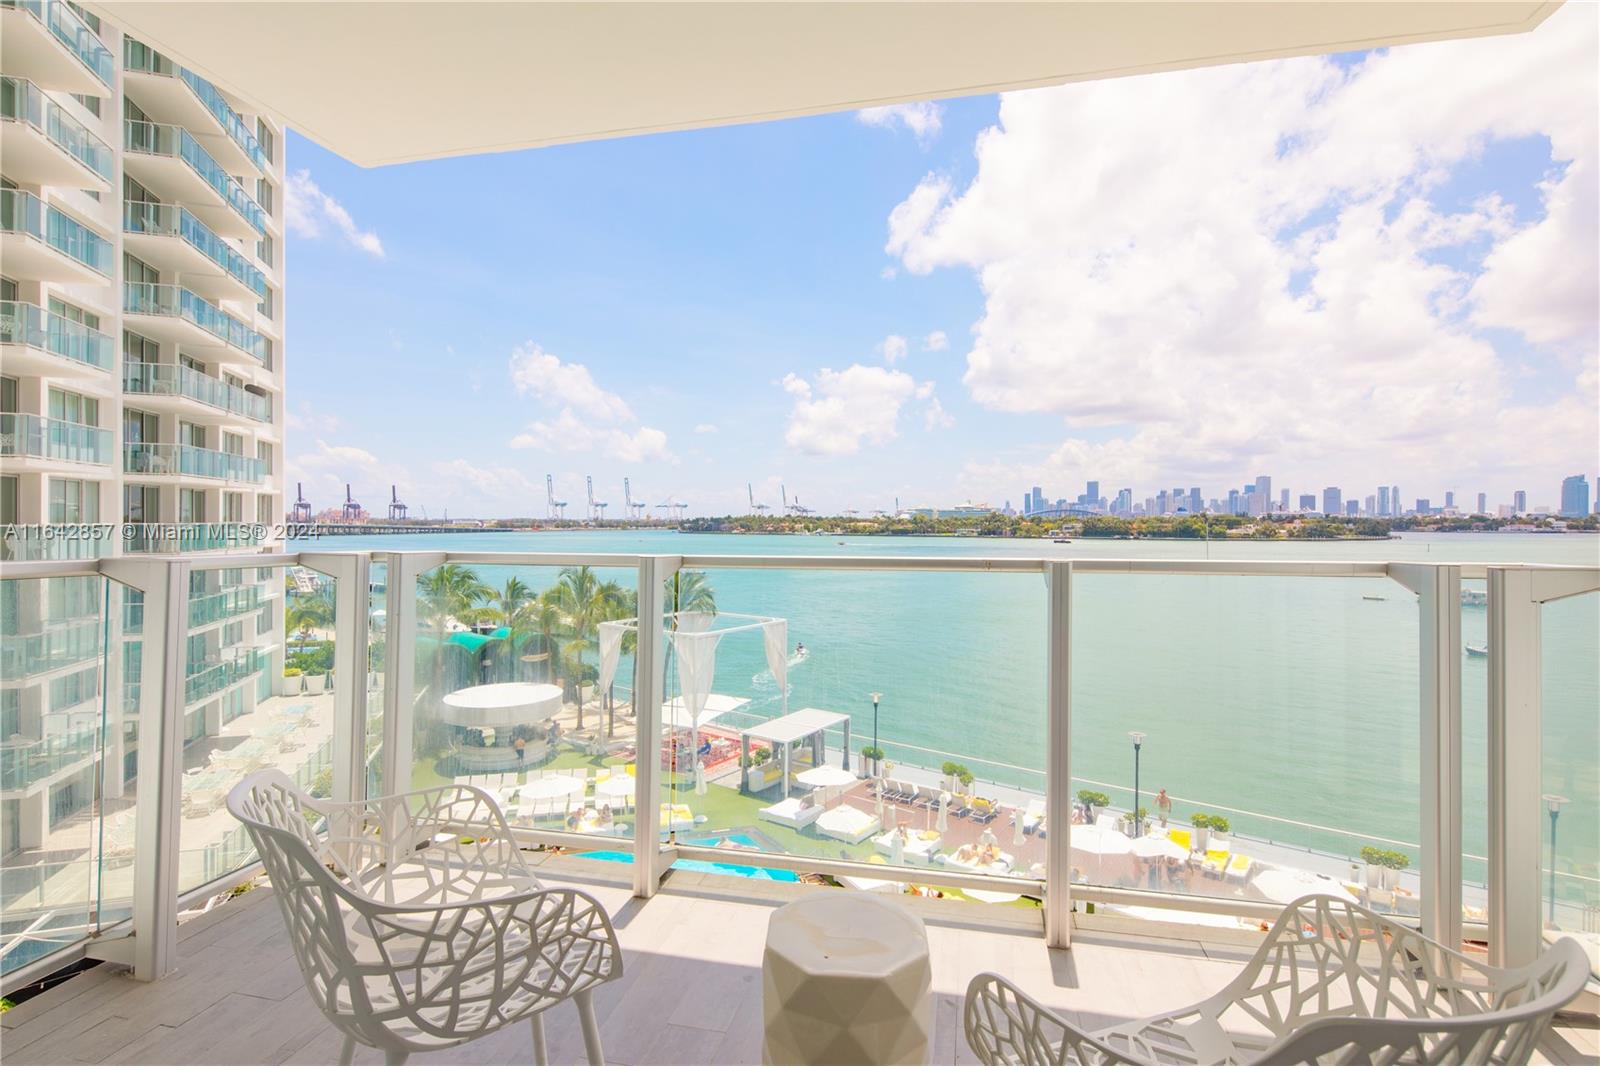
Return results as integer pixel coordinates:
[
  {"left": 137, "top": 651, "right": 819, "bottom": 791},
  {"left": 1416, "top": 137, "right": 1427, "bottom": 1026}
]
[
  {"left": 1201, "top": 848, "right": 1231, "bottom": 878},
  {"left": 816, "top": 804, "right": 882, "bottom": 845},
  {"left": 969, "top": 798, "right": 998, "bottom": 824},
  {"left": 1023, "top": 798, "right": 1046, "bottom": 833},
  {"left": 759, "top": 797, "right": 824, "bottom": 830},
  {"left": 1095, "top": 811, "right": 1120, "bottom": 831},
  {"left": 1225, "top": 853, "right": 1253, "bottom": 883},
  {"left": 1167, "top": 828, "right": 1193, "bottom": 852},
  {"left": 660, "top": 803, "right": 696, "bottom": 831},
  {"left": 873, "top": 830, "right": 941, "bottom": 864}
]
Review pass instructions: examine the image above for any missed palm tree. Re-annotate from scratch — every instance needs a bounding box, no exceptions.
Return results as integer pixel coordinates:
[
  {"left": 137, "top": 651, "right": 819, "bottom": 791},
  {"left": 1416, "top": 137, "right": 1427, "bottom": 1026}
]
[
  {"left": 482, "top": 577, "right": 533, "bottom": 681},
  {"left": 663, "top": 570, "right": 716, "bottom": 783},
  {"left": 547, "top": 566, "right": 630, "bottom": 731},
  {"left": 285, "top": 585, "right": 334, "bottom": 643},
  {"left": 416, "top": 564, "right": 489, "bottom": 700},
  {"left": 525, "top": 594, "right": 564, "bottom": 684}
]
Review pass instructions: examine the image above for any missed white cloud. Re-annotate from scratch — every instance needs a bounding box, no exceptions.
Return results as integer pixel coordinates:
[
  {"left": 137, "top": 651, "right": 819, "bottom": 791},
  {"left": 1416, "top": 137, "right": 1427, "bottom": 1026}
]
[
  {"left": 884, "top": 6, "right": 1598, "bottom": 495},
  {"left": 694, "top": 423, "right": 719, "bottom": 434},
  {"left": 858, "top": 101, "right": 944, "bottom": 145},
  {"left": 285, "top": 440, "right": 400, "bottom": 511},
  {"left": 877, "top": 334, "right": 908, "bottom": 364},
  {"left": 781, "top": 364, "right": 922, "bottom": 455},
  {"left": 285, "top": 170, "right": 385, "bottom": 258},
  {"left": 922, "top": 330, "right": 949, "bottom": 352},
  {"left": 430, "top": 460, "right": 539, "bottom": 503},
  {"left": 286, "top": 402, "right": 342, "bottom": 434},
  {"left": 510, "top": 410, "right": 674, "bottom": 464},
  {"left": 924, "top": 397, "right": 955, "bottom": 430},
  {"left": 508, "top": 342, "right": 633, "bottom": 421}
]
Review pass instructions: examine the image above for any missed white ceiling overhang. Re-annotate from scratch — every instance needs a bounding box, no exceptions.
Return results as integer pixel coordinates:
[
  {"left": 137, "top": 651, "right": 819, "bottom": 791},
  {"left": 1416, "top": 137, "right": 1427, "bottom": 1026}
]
[{"left": 89, "top": 2, "right": 1562, "bottom": 167}]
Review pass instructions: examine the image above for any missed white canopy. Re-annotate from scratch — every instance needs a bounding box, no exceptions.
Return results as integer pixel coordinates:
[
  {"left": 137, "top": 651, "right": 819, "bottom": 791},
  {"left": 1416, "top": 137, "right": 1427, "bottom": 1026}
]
[
  {"left": 662, "top": 693, "right": 749, "bottom": 731},
  {"left": 439, "top": 682, "right": 563, "bottom": 730},
  {"left": 1131, "top": 836, "right": 1191, "bottom": 861},
  {"left": 1252, "top": 868, "right": 1359, "bottom": 906},
  {"left": 796, "top": 765, "right": 855, "bottom": 789},
  {"left": 519, "top": 774, "right": 587, "bottom": 800},
  {"left": 741, "top": 708, "right": 849, "bottom": 746},
  {"left": 598, "top": 612, "right": 790, "bottom": 728}
]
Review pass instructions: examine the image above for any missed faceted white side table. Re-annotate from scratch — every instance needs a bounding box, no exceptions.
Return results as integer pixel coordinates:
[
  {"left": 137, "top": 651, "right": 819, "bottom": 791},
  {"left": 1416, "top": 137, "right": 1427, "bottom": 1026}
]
[{"left": 762, "top": 893, "right": 932, "bottom": 1065}]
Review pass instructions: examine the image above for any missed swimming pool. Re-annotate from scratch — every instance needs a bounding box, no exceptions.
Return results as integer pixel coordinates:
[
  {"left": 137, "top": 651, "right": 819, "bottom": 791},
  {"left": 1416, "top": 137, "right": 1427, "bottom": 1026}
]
[{"left": 578, "top": 849, "right": 800, "bottom": 882}]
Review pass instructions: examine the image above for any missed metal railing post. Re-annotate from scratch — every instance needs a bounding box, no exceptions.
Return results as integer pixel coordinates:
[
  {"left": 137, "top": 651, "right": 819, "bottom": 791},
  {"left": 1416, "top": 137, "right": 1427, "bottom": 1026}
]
[
  {"left": 1487, "top": 566, "right": 1541, "bottom": 967},
  {"left": 381, "top": 552, "right": 442, "bottom": 795},
  {"left": 632, "top": 555, "right": 678, "bottom": 897},
  {"left": 1045, "top": 560, "right": 1073, "bottom": 948},
  {"left": 300, "top": 552, "right": 368, "bottom": 802},
  {"left": 1390, "top": 563, "right": 1462, "bottom": 947},
  {"left": 100, "top": 556, "right": 187, "bottom": 981}
]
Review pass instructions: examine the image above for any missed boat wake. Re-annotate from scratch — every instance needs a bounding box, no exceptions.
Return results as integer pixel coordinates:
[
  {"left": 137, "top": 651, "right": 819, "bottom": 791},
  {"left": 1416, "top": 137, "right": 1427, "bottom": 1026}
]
[{"left": 753, "top": 647, "right": 809, "bottom": 687}]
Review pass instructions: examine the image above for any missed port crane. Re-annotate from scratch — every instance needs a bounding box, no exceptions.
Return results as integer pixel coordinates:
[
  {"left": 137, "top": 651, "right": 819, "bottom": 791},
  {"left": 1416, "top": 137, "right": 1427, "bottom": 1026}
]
[
  {"left": 545, "top": 475, "right": 567, "bottom": 521},
  {"left": 290, "top": 482, "right": 312, "bottom": 522},
  {"left": 341, "top": 484, "right": 363, "bottom": 521},
  {"left": 586, "top": 476, "right": 608, "bottom": 523},
  {"left": 387, "top": 485, "right": 408, "bottom": 521},
  {"left": 623, "top": 478, "right": 647, "bottom": 520},
  {"left": 748, "top": 483, "right": 770, "bottom": 515},
  {"left": 781, "top": 485, "right": 811, "bottom": 516},
  {"left": 656, "top": 499, "right": 686, "bottom": 521}
]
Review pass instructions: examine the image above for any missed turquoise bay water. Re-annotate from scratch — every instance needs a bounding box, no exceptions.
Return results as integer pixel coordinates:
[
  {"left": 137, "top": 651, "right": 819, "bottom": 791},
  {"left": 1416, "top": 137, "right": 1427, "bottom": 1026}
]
[{"left": 296, "top": 529, "right": 1598, "bottom": 907}]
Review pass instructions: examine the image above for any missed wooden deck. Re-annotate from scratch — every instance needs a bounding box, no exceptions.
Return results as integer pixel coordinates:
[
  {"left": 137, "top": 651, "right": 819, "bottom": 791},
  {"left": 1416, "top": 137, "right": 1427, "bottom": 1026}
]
[{"left": 3, "top": 854, "right": 1595, "bottom": 1065}]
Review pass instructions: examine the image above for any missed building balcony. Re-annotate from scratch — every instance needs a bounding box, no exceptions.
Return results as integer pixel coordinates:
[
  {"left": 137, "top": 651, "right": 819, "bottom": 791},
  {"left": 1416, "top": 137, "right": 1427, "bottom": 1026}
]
[
  {"left": 122, "top": 119, "right": 266, "bottom": 239},
  {"left": 187, "top": 584, "right": 265, "bottom": 629},
  {"left": 123, "top": 361, "right": 272, "bottom": 424},
  {"left": 0, "top": 0, "right": 113, "bottom": 95},
  {"left": 121, "top": 522, "right": 271, "bottom": 554},
  {"left": 0, "top": 77, "right": 113, "bottom": 191},
  {"left": 0, "top": 617, "right": 100, "bottom": 682},
  {"left": 184, "top": 647, "right": 266, "bottom": 707},
  {"left": 123, "top": 200, "right": 267, "bottom": 304},
  {"left": 0, "top": 411, "right": 112, "bottom": 466},
  {"left": 0, "top": 300, "right": 113, "bottom": 376},
  {"left": 122, "top": 282, "right": 268, "bottom": 367},
  {"left": 122, "top": 40, "right": 267, "bottom": 177},
  {"left": 0, "top": 188, "right": 112, "bottom": 283},
  {"left": 0, "top": 726, "right": 97, "bottom": 796},
  {"left": 123, "top": 442, "right": 267, "bottom": 484},
  {"left": 0, "top": 523, "right": 112, "bottom": 561}
]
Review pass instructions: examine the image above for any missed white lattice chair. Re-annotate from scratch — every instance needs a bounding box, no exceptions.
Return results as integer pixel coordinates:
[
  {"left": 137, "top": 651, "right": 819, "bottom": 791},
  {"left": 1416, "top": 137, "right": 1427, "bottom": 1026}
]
[
  {"left": 227, "top": 770, "right": 622, "bottom": 1066},
  {"left": 965, "top": 894, "right": 1588, "bottom": 1066}
]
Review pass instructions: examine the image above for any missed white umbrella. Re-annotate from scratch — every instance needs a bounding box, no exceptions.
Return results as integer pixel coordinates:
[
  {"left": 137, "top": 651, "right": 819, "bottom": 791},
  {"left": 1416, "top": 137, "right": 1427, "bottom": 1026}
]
[
  {"left": 885, "top": 803, "right": 898, "bottom": 830},
  {"left": 795, "top": 765, "right": 855, "bottom": 789},
  {"left": 521, "top": 775, "right": 586, "bottom": 800},
  {"left": 694, "top": 760, "right": 707, "bottom": 795},
  {"left": 874, "top": 782, "right": 885, "bottom": 817},
  {"left": 1131, "top": 836, "right": 1189, "bottom": 861},
  {"left": 596, "top": 775, "right": 634, "bottom": 808},
  {"left": 1252, "top": 867, "right": 1358, "bottom": 906},
  {"left": 1012, "top": 807, "right": 1026, "bottom": 846},
  {"left": 935, "top": 791, "right": 950, "bottom": 833},
  {"left": 889, "top": 830, "right": 905, "bottom": 866},
  {"left": 1069, "top": 824, "right": 1133, "bottom": 856}
]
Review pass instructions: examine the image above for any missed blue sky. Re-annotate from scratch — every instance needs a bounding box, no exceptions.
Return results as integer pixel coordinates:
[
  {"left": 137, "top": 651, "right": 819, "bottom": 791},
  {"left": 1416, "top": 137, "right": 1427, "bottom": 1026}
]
[{"left": 284, "top": 7, "right": 1597, "bottom": 518}]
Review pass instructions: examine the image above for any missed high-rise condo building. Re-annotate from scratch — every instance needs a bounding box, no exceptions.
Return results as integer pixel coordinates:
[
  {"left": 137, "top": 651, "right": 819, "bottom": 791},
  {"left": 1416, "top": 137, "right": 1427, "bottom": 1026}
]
[
  {"left": 1417, "top": 498, "right": 1431, "bottom": 514},
  {"left": 1364, "top": 494, "right": 1376, "bottom": 516},
  {"left": 1085, "top": 480, "right": 1098, "bottom": 505},
  {"left": 1, "top": 11, "right": 287, "bottom": 851},
  {"left": 1253, "top": 475, "right": 1271, "bottom": 513},
  {"left": 1476, "top": 492, "right": 1486, "bottom": 515},
  {"left": 1298, "top": 494, "right": 1315, "bottom": 511},
  {"left": 1345, "top": 500, "right": 1358, "bottom": 517},
  {"left": 1513, "top": 489, "right": 1527, "bottom": 514},
  {"left": 1444, "top": 491, "right": 1455, "bottom": 509},
  {"left": 1390, "top": 485, "right": 1400, "bottom": 516},
  {"left": 1560, "top": 475, "right": 1590, "bottom": 518},
  {"left": 1189, "top": 487, "right": 1202, "bottom": 514},
  {"left": 1378, "top": 485, "right": 1390, "bottom": 517},
  {"left": 1322, "top": 487, "right": 1341, "bottom": 515},
  {"left": 1115, "top": 487, "right": 1132, "bottom": 516}
]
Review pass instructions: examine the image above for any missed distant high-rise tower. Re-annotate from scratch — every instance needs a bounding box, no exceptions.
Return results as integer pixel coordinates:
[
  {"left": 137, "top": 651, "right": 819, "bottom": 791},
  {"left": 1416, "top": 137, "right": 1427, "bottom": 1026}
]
[
  {"left": 1560, "top": 475, "right": 1590, "bottom": 517},
  {"left": 1279, "top": 488, "right": 1289, "bottom": 511},
  {"left": 1378, "top": 486, "right": 1391, "bottom": 517},
  {"left": 1322, "top": 487, "right": 1342, "bottom": 515},
  {"left": 1115, "top": 488, "right": 1133, "bottom": 516},
  {"left": 1254, "top": 476, "right": 1272, "bottom": 514},
  {"left": 1085, "top": 480, "right": 1099, "bottom": 505},
  {"left": 1189, "top": 487, "right": 1203, "bottom": 514},
  {"left": 1299, "top": 494, "right": 1316, "bottom": 511},
  {"left": 1476, "top": 492, "right": 1487, "bottom": 515},
  {"left": 1513, "top": 489, "right": 1527, "bottom": 514},
  {"left": 1444, "top": 491, "right": 1455, "bottom": 510}
]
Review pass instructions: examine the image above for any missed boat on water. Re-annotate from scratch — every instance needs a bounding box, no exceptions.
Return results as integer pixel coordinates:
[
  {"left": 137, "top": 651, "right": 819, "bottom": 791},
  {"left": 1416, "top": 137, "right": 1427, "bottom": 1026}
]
[
  {"left": 1363, "top": 595, "right": 1386, "bottom": 602},
  {"left": 1052, "top": 538, "right": 1072, "bottom": 544},
  {"left": 1461, "top": 589, "right": 1488, "bottom": 607},
  {"left": 1465, "top": 643, "right": 1488, "bottom": 657}
]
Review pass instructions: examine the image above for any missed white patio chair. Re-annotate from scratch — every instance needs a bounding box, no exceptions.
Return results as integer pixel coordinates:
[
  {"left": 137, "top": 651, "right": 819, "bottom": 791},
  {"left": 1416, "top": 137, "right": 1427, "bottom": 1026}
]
[
  {"left": 964, "top": 894, "right": 1587, "bottom": 1066},
  {"left": 228, "top": 769, "right": 622, "bottom": 1066}
]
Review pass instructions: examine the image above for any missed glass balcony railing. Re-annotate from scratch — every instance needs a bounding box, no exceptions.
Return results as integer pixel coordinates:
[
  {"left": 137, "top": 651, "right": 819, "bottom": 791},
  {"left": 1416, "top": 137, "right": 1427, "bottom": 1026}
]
[
  {"left": 123, "top": 119, "right": 266, "bottom": 235},
  {"left": 123, "top": 361, "right": 272, "bottom": 423},
  {"left": 0, "top": 617, "right": 100, "bottom": 681},
  {"left": 122, "top": 40, "right": 268, "bottom": 173},
  {"left": 0, "top": 77, "right": 113, "bottom": 182},
  {"left": 123, "top": 442, "right": 266, "bottom": 483},
  {"left": 121, "top": 522, "right": 270, "bottom": 554},
  {"left": 122, "top": 282, "right": 268, "bottom": 364},
  {"left": 0, "top": 523, "right": 112, "bottom": 560},
  {"left": 0, "top": 301, "right": 113, "bottom": 369},
  {"left": 0, "top": 189, "right": 113, "bottom": 275},
  {"left": 123, "top": 201, "right": 268, "bottom": 298},
  {"left": 0, "top": 0, "right": 114, "bottom": 87},
  {"left": 187, "top": 585, "right": 264, "bottom": 628},
  {"left": 0, "top": 727, "right": 98, "bottom": 790},
  {"left": 184, "top": 647, "right": 265, "bottom": 706},
  {"left": 0, "top": 412, "right": 112, "bottom": 464}
]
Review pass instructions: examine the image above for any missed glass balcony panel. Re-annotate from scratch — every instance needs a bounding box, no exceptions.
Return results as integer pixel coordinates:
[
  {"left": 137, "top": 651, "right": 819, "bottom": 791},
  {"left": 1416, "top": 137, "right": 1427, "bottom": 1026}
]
[
  {"left": 123, "top": 282, "right": 267, "bottom": 364},
  {"left": 123, "top": 201, "right": 267, "bottom": 298},
  {"left": 122, "top": 119, "right": 266, "bottom": 235},
  {"left": 0, "top": 300, "right": 115, "bottom": 370},
  {"left": 176, "top": 564, "right": 314, "bottom": 895},
  {"left": 408, "top": 562, "right": 638, "bottom": 845},
  {"left": 122, "top": 361, "right": 271, "bottom": 422},
  {"left": 122, "top": 523, "right": 268, "bottom": 554},
  {"left": 0, "top": 412, "right": 111, "bottom": 464},
  {"left": 1071, "top": 574, "right": 1422, "bottom": 925},
  {"left": 648, "top": 565, "right": 1046, "bottom": 888},
  {"left": 365, "top": 559, "right": 386, "bottom": 797},
  {"left": 121, "top": 39, "right": 267, "bottom": 172},
  {"left": 0, "top": 572, "right": 124, "bottom": 978},
  {"left": 0, "top": 189, "right": 113, "bottom": 275},
  {"left": 0, "top": 524, "right": 112, "bottom": 561},
  {"left": 122, "top": 441, "right": 266, "bottom": 483},
  {"left": 1541, "top": 590, "right": 1598, "bottom": 976},
  {"left": 0, "top": 77, "right": 114, "bottom": 181},
  {"left": 0, "top": 0, "right": 114, "bottom": 87}
]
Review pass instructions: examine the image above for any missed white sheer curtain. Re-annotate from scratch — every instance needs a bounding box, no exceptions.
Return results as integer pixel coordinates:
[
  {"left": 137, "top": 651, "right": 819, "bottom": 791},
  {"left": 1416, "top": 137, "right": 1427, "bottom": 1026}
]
[
  {"left": 596, "top": 620, "right": 627, "bottom": 696},
  {"left": 670, "top": 613, "right": 723, "bottom": 783},
  {"left": 761, "top": 619, "right": 788, "bottom": 713}
]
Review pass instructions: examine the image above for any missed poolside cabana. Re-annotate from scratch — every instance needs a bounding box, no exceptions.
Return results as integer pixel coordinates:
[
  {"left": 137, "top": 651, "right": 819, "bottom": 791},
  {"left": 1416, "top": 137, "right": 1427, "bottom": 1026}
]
[{"left": 739, "top": 708, "right": 852, "bottom": 795}]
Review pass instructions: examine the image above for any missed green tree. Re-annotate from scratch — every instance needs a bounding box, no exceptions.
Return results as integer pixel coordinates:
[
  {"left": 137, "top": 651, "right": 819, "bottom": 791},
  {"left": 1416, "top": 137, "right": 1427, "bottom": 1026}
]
[
  {"left": 547, "top": 566, "right": 631, "bottom": 730},
  {"left": 416, "top": 564, "right": 489, "bottom": 701},
  {"left": 482, "top": 577, "right": 534, "bottom": 681}
]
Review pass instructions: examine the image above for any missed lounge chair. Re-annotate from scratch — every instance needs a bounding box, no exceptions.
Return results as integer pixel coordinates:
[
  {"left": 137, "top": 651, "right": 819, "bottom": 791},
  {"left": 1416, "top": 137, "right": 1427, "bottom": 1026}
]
[
  {"left": 759, "top": 796, "right": 823, "bottom": 830},
  {"left": 969, "top": 798, "right": 998, "bottom": 824},
  {"left": 1201, "top": 848, "right": 1230, "bottom": 878},
  {"left": 1022, "top": 798, "right": 1045, "bottom": 833},
  {"left": 1224, "top": 853, "right": 1253, "bottom": 883},
  {"left": 964, "top": 895, "right": 1589, "bottom": 1066},
  {"left": 873, "top": 830, "right": 941, "bottom": 864},
  {"left": 1167, "top": 827, "right": 1193, "bottom": 852},
  {"left": 816, "top": 804, "right": 882, "bottom": 845}
]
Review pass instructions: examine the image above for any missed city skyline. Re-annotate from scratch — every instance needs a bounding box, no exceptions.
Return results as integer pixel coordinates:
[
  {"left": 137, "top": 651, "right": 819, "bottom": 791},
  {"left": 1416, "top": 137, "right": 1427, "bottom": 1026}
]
[{"left": 283, "top": 4, "right": 1597, "bottom": 519}]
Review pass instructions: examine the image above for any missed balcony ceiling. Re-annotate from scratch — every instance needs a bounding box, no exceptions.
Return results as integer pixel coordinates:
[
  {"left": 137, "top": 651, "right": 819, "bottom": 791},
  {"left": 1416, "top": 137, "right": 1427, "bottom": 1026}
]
[{"left": 86, "top": 1, "right": 1560, "bottom": 168}]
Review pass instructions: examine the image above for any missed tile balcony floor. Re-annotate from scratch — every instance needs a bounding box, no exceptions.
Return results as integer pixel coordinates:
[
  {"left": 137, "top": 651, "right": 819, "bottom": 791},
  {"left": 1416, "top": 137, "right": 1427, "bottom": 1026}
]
[{"left": 2, "top": 854, "right": 1595, "bottom": 1065}]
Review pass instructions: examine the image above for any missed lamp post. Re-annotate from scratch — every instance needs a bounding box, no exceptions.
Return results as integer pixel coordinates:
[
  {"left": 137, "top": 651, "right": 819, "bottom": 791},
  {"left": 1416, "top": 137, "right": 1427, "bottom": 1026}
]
[
  {"left": 1129, "top": 730, "right": 1146, "bottom": 835},
  {"left": 1543, "top": 794, "right": 1568, "bottom": 924},
  {"left": 869, "top": 692, "right": 882, "bottom": 772}
]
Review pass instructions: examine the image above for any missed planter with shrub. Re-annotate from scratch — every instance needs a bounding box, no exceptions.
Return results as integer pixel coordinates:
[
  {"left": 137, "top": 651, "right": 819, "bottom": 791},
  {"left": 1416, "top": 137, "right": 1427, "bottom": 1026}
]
[
  {"left": 941, "top": 761, "right": 975, "bottom": 792},
  {"left": 861, "top": 746, "right": 885, "bottom": 778}
]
